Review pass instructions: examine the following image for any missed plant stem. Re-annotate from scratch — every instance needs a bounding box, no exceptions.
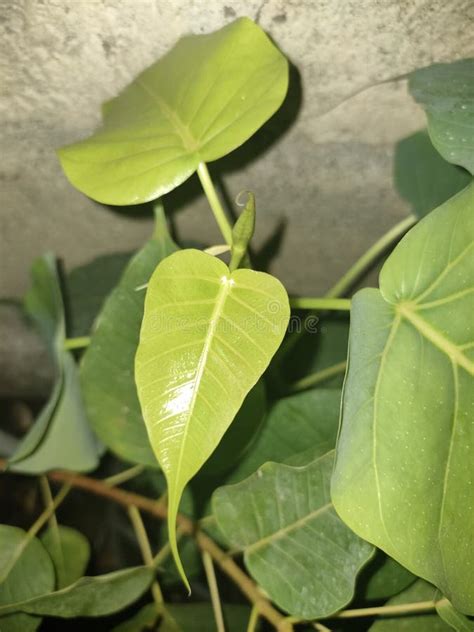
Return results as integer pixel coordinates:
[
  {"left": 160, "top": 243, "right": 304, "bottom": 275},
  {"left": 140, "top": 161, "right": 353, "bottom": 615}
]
[
  {"left": 246, "top": 605, "right": 260, "bottom": 632},
  {"left": 103, "top": 465, "right": 145, "bottom": 487},
  {"left": 42, "top": 468, "right": 289, "bottom": 630},
  {"left": 334, "top": 600, "right": 440, "bottom": 619},
  {"left": 197, "top": 162, "right": 233, "bottom": 246},
  {"left": 289, "top": 298, "right": 351, "bottom": 311},
  {"left": 64, "top": 336, "right": 91, "bottom": 351},
  {"left": 127, "top": 505, "right": 164, "bottom": 607},
  {"left": 203, "top": 550, "right": 226, "bottom": 632},
  {"left": 289, "top": 361, "right": 347, "bottom": 393},
  {"left": 39, "top": 476, "right": 64, "bottom": 577},
  {"left": 28, "top": 483, "right": 71, "bottom": 539},
  {"left": 326, "top": 214, "right": 416, "bottom": 298}
]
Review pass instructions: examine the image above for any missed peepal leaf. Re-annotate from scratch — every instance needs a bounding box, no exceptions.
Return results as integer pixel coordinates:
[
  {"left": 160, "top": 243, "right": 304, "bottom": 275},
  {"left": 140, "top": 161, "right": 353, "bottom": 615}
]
[
  {"left": 9, "top": 255, "right": 101, "bottom": 473},
  {"left": 40, "top": 526, "right": 90, "bottom": 589},
  {"left": 360, "top": 551, "right": 416, "bottom": 601},
  {"left": 213, "top": 452, "right": 373, "bottom": 619},
  {"left": 0, "top": 567, "right": 153, "bottom": 618},
  {"left": 58, "top": 18, "right": 288, "bottom": 205},
  {"left": 80, "top": 205, "right": 177, "bottom": 466},
  {"left": 0, "top": 525, "right": 55, "bottom": 632},
  {"left": 135, "top": 249, "right": 290, "bottom": 588},
  {"left": 409, "top": 59, "right": 474, "bottom": 174},
  {"left": 332, "top": 183, "right": 474, "bottom": 613}
]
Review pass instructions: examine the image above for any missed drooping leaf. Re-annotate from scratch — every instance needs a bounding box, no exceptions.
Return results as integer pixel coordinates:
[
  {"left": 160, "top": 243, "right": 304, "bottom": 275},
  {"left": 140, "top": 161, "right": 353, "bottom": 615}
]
[
  {"left": 9, "top": 255, "right": 101, "bottom": 473},
  {"left": 40, "top": 526, "right": 90, "bottom": 589},
  {"left": 370, "top": 580, "right": 451, "bottom": 631},
  {"left": 359, "top": 550, "right": 416, "bottom": 601},
  {"left": 135, "top": 248, "right": 290, "bottom": 588},
  {"left": 58, "top": 18, "right": 288, "bottom": 205},
  {"left": 332, "top": 183, "right": 474, "bottom": 614},
  {"left": 409, "top": 59, "right": 474, "bottom": 174},
  {"left": 0, "top": 567, "right": 153, "bottom": 618},
  {"left": 80, "top": 204, "right": 177, "bottom": 466},
  {"left": 213, "top": 452, "right": 373, "bottom": 619},
  {"left": 436, "top": 600, "right": 474, "bottom": 632},
  {"left": 0, "top": 525, "right": 55, "bottom": 632},
  {"left": 395, "top": 130, "right": 470, "bottom": 218}
]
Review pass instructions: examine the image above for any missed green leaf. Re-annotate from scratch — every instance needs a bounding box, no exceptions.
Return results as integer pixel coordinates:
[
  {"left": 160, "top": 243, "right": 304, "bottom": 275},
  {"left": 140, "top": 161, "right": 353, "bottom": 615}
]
[
  {"left": 409, "top": 59, "right": 474, "bottom": 174},
  {"left": 9, "top": 255, "right": 101, "bottom": 473},
  {"left": 436, "top": 600, "right": 474, "bottom": 632},
  {"left": 395, "top": 130, "right": 471, "bottom": 218},
  {"left": 332, "top": 183, "right": 474, "bottom": 614},
  {"left": 370, "top": 580, "right": 451, "bottom": 631},
  {"left": 213, "top": 452, "right": 373, "bottom": 619},
  {"left": 0, "top": 525, "right": 55, "bottom": 632},
  {"left": 0, "top": 567, "right": 153, "bottom": 618},
  {"left": 58, "top": 18, "right": 288, "bottom": 205},
  {"left": 136, "top": 248, "right": 289, "bottom": 588},
  {"left": 229, "top": 192, "right": 256, "bottom": 271},
  {"left": 359, "top": 550, "right": 416, "bottom": 601},
  {"left": 80, "top": 205, "right": 177, "bottom": 466},
  {"left": 40, "top": 526, "right": 90, "bottom": 589}
]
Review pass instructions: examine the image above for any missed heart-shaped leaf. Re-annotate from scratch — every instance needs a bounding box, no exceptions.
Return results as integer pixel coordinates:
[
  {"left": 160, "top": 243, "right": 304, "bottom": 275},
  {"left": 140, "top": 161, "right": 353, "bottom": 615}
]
[
  {"left": 332, "top": 182, "right": 474, "bottom": 614},
  {"left": 58, "top": 18, "right": 288, "bottom": 205},
  {"left": 135, "top": 248, "right": 289, "bottom": 588},
  {"left": 409, "top": 59, "right": 474, "bottom": 175},
  {"left": 80, "top": 205, "right": 177, "bottom": 466},
  {"left": 213, "top": 451, "right": 373, "bottom": 619},
  {"left": 40, "top": 526, "right": 90, "bottom": 589},
  {"left": 0, "top": 567, "right": 153, "bottom": 618},
  {"left": 0, "top": 525, "right": 55, "bottom": 632}
]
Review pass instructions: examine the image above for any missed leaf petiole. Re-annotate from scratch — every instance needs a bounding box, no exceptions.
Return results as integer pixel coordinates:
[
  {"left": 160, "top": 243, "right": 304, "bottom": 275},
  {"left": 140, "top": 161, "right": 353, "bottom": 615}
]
[
  {"left": 197, "top": 162, "right": 233, "bottom": 246},
  {"left": 64, "top": 336, "right": 91, "bottom": 351},
  {"left": 289, "top": 298, "right": 351, "bottom": 310}
]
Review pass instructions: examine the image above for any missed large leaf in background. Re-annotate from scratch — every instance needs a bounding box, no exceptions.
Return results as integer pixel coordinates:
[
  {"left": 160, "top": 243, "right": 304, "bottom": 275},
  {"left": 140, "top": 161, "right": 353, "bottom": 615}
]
[
  {"left": 0, "top": 525, "right": 55, "bottom": 632},
  {"left": 213, "top": 452, "right": 373, "bottom": 619},
  {"left": 136, "top": 249, "right": 289, "bottom": 588},
  {"left": 0, "top": 567, "right": 153, "bottom": 618},
  {"left": 359, "top": 550, "right": 416, "bottom": 601},
  {"left": 58, "top": 18, "right": 288, "bottom": 205},
  {"left": 395, "top": 130, "right": 470, "bottom": 218},
  {"left": 409, "top": 59, "right": 474, "bottom": 174},
  {"left": 9, "top": 255, "right": 101, "bottom": 473},
  {"left": 370, "top": 580, "right": 451, "bottom": 631},
  {"left": 332, "top": 183, "right": 474, "bottom": 613},
  {"left": 80, "top": 205, "right": 177, "bottom": 466},
  {"left": 40, "top": 526, "right": 90, "bottom": 589}
]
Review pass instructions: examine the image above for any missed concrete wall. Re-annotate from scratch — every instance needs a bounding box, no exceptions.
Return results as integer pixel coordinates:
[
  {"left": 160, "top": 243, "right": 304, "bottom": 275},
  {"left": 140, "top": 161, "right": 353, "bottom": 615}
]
[{"left": 2, "top": 0, "right": 473, "bottom": 299}]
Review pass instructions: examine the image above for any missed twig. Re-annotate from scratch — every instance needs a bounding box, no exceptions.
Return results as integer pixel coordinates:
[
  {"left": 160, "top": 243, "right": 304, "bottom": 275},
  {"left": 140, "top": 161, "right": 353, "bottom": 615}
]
[
  {"left": 247, "top": 605, "right": 260, "bottom": 632},
  {"left": 202, "top": 550, "right": 226, "bottom": 632},
  {"left": 104, "top": 464, "right": 145, "bottom": 487},
  {"left": 288, "top": 361, "right": 347, "bottom": 393},
  {"left": 333, "top": 599, "right": 441, "bottom": 618}
]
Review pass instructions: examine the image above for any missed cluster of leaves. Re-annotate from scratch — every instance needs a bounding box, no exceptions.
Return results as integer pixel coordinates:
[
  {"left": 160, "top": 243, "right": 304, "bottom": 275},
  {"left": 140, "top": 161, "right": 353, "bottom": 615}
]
[{"left": 1, "top": 17, "right": 473, "bottom": 632}]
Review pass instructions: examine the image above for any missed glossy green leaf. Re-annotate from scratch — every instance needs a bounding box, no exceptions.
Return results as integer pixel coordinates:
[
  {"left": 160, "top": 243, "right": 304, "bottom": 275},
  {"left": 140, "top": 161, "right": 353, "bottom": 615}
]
[
  {"left": 40, "top": 526, "right": 90, "bottom": 589},
  {"left": 136, "top": 248, "right": 289, "bottom": 588},
  {"left": 395, "top": 130, "right": 470, "bottom": 218},
  {"left": 213, "top": 452, "right": 373, "bottom": 619},
  {"left": 80, "top": 205, "right": 177, "bottom": 466},
  {"left": 370, "top": 580, "right": 450, "bottom": 631},
  {"left": 409, "top": 59, "right": 474, "bottom": 174},
  {"left": 0, "top": 567, "right": 153, "bottom": 618},
  {"left": 332, "top": 183, "right": 474, "bottom": 614},
  {"left": 0, "top": 525, "right": 55, "bottom": 632},
  {"left": 9, "top": 255, "right": 101, "bottom": 473},
  {"left": 359, "top": 550, "right": 416, "bottom": 601},
  {"left": 58, "top": 18, "right": 288, "bottom": 205},
  {"left": 436, "top": 599, "right": 474, "bottom": 632}
]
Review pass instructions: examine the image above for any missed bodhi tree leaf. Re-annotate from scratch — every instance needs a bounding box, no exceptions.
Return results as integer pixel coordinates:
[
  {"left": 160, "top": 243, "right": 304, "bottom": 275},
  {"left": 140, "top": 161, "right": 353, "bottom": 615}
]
[
  {"left": 409, "top": 59, "right": 474, "bottom": 174},
  {"left": 0, "top": 525, "right": 55, "bottom": 632},
  {"left": 359, "top": 550, "right": 416, "bottom": 601},
  {"left": 213, "top": 452, "right": 373, "bottom": 619},
  {"left": 395, "top": 130, "right": 470, "bottom": 218},
  {"left": 58, "top": 18, "right": 288, "bottom": 205},
  {"left": 80, "top": 204, "right": 177, "bottom": 466},
  {"left": 135, "top": 248, "right": 290, "bottom": 588},
  {"left": 332, "top": 183, "right": 474, "bottom": 614},
  {"left": 9, "top": 255, "right": 101, "bottom": 473},
  {"left": 370, "top": 580, "right": 451, "bottom": 631},
  {"left": 0, "top": 567, "right": 153, "bottom": 618},
  {"left": 40, "top": 526, "right": 90, "bottom": 589}
]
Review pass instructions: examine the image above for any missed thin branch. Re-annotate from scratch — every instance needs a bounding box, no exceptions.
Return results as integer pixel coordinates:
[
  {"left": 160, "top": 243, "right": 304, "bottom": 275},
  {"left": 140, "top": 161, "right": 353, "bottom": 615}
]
[
  {"left": 333, "top": 599, "right": 441, "bottom": 618},
  {"left": 64, "top": 336, "right": 91, "bottom": 351},
  {"left": 246, "top": 605, "right": 260, "bottom": 632},
  {"left": 103, "top": 464, "right": 145, "bottom": 487},
  {"left": 288, "top": 361, "right": 347, "bottom": 393},
  {"left": 197, "top": 162, "right": 233, "bottom": 245},
  {"left": 202, "top": 550, "right": 226, "bottom": 632},
  {"left": 289, "top": 298, "right": 351, "bottom": 311}
]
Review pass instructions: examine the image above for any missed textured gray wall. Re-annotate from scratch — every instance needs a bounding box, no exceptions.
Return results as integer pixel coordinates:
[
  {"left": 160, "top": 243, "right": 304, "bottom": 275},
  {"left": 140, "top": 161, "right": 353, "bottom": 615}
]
[{"left": 1, "top": 0, "right": 473, "bottom": 299}]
